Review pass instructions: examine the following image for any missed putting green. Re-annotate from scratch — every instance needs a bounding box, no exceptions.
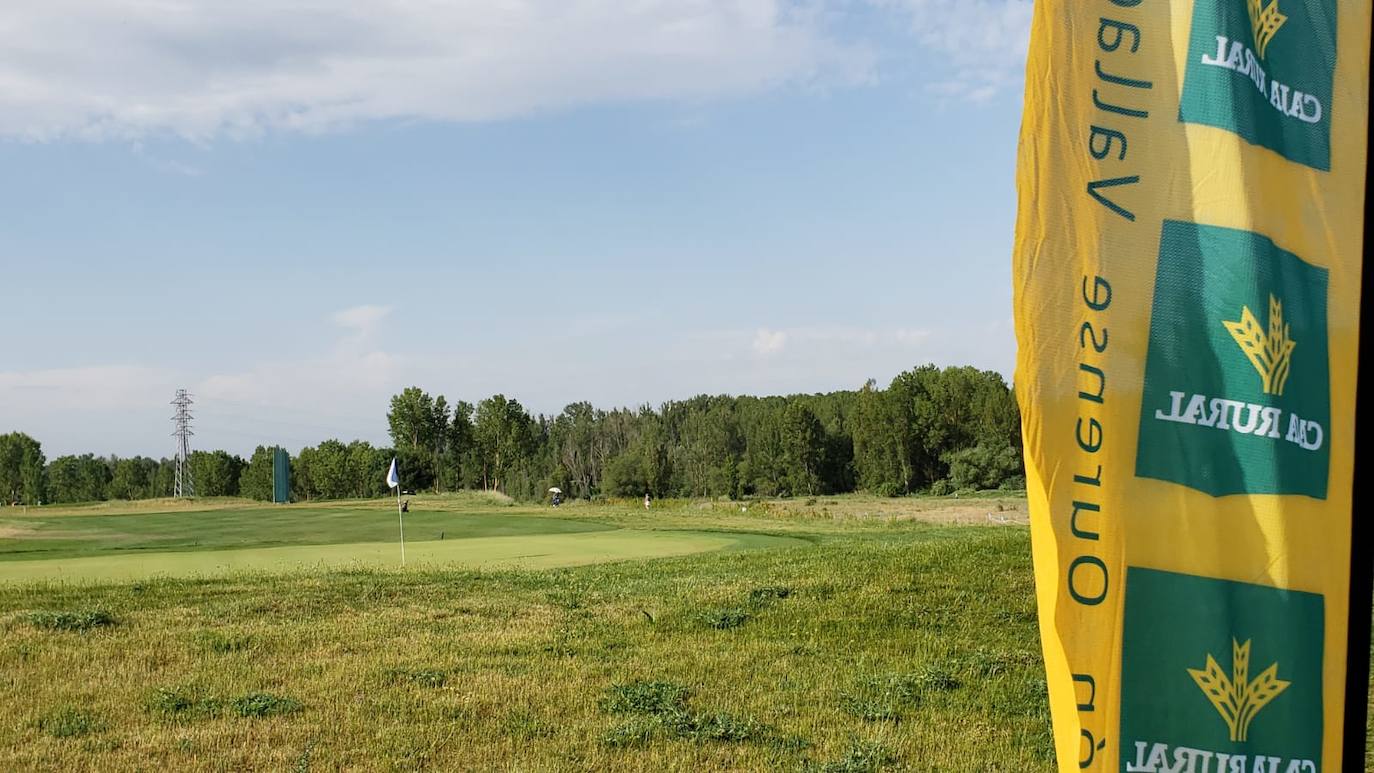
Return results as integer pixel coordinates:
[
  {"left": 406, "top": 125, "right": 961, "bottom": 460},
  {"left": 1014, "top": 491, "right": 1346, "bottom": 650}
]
[{"left": 0, "top": 529, "right": 808, "bottom": 584}]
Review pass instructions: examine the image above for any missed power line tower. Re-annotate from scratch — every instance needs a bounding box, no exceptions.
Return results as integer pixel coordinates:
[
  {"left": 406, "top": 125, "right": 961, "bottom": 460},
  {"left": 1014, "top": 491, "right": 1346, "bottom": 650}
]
[{"left": 171, "top": 389, "right": 195, "bottom": 498}]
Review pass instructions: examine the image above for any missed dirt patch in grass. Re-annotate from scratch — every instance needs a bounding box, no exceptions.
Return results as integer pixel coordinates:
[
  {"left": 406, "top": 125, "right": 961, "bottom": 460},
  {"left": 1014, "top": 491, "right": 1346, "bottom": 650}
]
[
  {"left": 895, "top": 504, "right": 1027, "bottom": 525},
  {"left": 759, "top": 498, "right": 1030, "bottom": 526},
  {"left": 0, "top": 524, "right": 111, "bottom": 540}
]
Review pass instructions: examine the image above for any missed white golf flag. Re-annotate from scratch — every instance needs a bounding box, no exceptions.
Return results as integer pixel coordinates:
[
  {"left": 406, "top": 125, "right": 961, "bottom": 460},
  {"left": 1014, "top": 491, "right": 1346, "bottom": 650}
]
[{"left": 386, "top": 458, "right": 399, "bottom": 490}]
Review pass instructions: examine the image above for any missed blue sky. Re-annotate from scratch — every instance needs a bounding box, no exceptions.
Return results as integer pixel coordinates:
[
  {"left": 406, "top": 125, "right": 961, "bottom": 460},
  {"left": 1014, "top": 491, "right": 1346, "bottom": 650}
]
[{"left": 0, "top": 0, "right": 1032, "bottom": 458}]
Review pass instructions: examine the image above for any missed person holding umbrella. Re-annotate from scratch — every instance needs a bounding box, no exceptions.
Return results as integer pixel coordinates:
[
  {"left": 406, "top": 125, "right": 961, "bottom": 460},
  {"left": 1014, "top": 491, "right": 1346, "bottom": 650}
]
[{"left": 549, "top": 487, "right": 563, "bottom": 507}]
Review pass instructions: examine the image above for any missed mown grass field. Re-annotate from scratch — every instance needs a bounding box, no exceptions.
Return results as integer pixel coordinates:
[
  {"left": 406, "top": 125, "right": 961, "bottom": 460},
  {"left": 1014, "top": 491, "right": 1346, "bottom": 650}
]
[
  {"left": 0, "top": 494, "right": 806, "bottom": 584},
  {"left": 0, "top": 496, "right": 612, "bottom": 562},
  {"left": 0, "top": 494, "right": 1367, "bottom": 770}
]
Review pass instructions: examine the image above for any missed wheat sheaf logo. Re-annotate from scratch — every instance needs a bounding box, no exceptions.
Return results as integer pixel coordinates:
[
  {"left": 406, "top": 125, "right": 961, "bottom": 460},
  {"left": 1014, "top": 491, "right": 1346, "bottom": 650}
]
[
  {"left": 1188, "top": 638, "right": 1291, "bottom": 742},
  {"left": 1248, "top": 0, "right": 1288, "bottom": 58},
  {"left": 1224, "top": 294, "right": 1296, "bottom": 396}
]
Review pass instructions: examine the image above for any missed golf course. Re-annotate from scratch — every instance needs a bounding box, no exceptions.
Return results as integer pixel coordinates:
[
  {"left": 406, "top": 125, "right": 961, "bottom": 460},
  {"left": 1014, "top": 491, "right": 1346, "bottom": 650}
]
[
  {"left": 0, "top": 496, "right": 805, "bottom": 584},
  {"left": 3, "top": 495, "right": 1370, "bottom": 770},
  {"left": 0, "top": 493, "right": 1064, "bottom": 771}
]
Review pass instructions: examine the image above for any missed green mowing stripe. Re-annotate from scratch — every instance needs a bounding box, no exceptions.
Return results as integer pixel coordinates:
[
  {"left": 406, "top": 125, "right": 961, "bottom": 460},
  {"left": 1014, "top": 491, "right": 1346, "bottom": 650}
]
[
  {"left": 0, "top": 530, "right": 811, "bottom": 585},
  {"left": 0, "top": 509, "right": 615, "bottom": 562}
]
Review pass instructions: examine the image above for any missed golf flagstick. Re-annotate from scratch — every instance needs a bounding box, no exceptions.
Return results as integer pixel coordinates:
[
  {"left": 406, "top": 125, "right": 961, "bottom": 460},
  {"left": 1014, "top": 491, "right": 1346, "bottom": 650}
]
[{"left": 387, "top": 458, "right": 404, "bottom": 566}]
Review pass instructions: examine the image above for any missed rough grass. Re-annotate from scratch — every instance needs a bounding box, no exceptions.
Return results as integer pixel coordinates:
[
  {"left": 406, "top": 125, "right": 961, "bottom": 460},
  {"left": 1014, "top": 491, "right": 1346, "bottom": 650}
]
[
  {"left": 35, "top": 706, "right": 102, "bottom": 739},
  {"left": 25, "top": 609, "right": 117, "bottom": 631},
  {"left": 3, "top": 494, "right": 1359, "bottom": 769},
  {"left": 0, "top": 497, "right": 1055, "bottom": 770},
  {"left": 231, "top": 693, "right": 302, "bottom": 719}
]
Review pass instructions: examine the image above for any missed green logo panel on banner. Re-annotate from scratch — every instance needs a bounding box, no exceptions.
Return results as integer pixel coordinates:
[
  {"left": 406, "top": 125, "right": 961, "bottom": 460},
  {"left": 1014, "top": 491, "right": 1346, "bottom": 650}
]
[
  {"left": 1136, "top": 220, "right": 1329, "bottom": 498},
  {"left": 272, "top": 447, "right": 291, "bottom": 504},
  {"left": 1120, "top": 567, "right": 1323, "bottom": 772},
  {"left": 1179, "top": 0, "right": 1337, "bottom": 170}
]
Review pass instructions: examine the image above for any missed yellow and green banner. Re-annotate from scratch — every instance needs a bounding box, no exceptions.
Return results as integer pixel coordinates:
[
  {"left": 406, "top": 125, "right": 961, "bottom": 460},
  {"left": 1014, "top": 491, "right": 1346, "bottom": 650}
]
[{"left": 1012, "top": 0, "right": 1370, "bottom": 770}]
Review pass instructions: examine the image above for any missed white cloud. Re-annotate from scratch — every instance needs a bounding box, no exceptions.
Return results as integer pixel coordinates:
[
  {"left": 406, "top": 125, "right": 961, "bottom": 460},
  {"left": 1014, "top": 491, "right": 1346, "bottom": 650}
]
[
  {"left": 762, "top": 325, "right": 931, "bottom": 350},
  {"left": 193, "top": 349, "right": 403, "bottom": 447},
  {"left": 332, "top": 304, "right": 392, "bottom": 333},
  {"left": 194, "top": 308, "right": 404, "bottom": 446},
  {"left": 0, "top": 365, "right": 176, "bottom": 408},
  {"left": 752, "top": 328, "right": 789, "bottom": 355},
  {"left": 327, "top": 304, "right": 392, "bottom": 357},
  {"left": 878, "top": 0, "right": 1033, "bottom": 101},
  {"left": 0, "top": 365, "right": 182, "bottom": 457},
  {"left": 648, "top": 323, "right": 949, "bottom": 398},
  {"left": 737, "top": 325, "right": 933, "bottom": 364},
  {"left": 198, "top": 351, "right": 401, "bottom": 407},
  {"left": 893, "top": 328, "right": 930, "bottom": 345},
  {"left": 0, "top": 0, "right": 874, "bottom": 141}
]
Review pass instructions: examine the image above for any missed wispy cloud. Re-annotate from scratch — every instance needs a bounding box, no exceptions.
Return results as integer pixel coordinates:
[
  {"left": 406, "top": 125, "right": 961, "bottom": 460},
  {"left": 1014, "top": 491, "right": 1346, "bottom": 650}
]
[
  {"left": 332, "top": 304, "right": 392, "bottom": 334},
  {"left": 717, "top": 325, "right": 934, "bottom": 362},
  {"left": 0, "top": 0, "right": 875, "bottom": 141},
  {"left": 0, "top": 0, "right": 1036, "bottom": 141},
  {"left": 0, "top": 365, "right": 182, "bottom": 456},
  {"left": 877, "top": 0, "right": 1033, "bottom": 102},
  {"left": 198, "top": 352, "right": 400, "bottom": 407},
  {"left": 0, "top": 365, "right": 175, "bottom": 406},
  {"left": 131, "top": 143, "right": 206, "bottom": 176},
  {"left": 753, "top": 328, "right": 789, "bottom": 356}
]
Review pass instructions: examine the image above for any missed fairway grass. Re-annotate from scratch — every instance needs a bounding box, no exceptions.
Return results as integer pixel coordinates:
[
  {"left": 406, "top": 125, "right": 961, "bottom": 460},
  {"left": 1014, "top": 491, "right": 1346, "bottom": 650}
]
[
  {"left": 0, "top": 530, "right": 808, "bottom": 584},
  {"left": 0, "top": 503, "right": 613, "bottom": 563}
]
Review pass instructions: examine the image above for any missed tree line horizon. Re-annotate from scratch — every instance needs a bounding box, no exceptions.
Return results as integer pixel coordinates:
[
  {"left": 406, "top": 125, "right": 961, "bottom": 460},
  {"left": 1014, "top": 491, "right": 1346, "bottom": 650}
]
[{"left": 0, "top": 364, "right": 1024, "bottom": 506}]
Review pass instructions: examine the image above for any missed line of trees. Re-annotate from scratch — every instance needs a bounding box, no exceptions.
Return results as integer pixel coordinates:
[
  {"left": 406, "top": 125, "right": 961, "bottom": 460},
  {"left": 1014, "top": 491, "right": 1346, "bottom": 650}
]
[
  {"left": 0, "top": 437, "right": 255, "bottom": 505},
  {"left": 380, "top": 364, "right": 1022, "bottom": 501},
  {"left": 0, "top": 364, "right": 1023, "bottom": 506}
]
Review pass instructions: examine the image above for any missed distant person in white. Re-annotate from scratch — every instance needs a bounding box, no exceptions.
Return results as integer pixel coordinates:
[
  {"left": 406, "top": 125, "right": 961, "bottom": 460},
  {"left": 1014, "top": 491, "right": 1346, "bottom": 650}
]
[{"left": 644, "top": 493, "right": 651, "bottom": 510}]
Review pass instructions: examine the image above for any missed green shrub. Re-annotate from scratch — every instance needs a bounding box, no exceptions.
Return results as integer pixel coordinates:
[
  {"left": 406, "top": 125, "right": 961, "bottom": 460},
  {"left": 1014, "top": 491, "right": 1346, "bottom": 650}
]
[
  {"left": 602, "top": 715, "right": 662, "bottom": 748},
  {"left": 680, "top": 711, "right": 768, "bottom": 742},
  {"left": 599, "top": 680, "right": 689, "bottom": 715},
  {"left": 601, "top": 709, "right": 773, "bottom": 747},
  {"left": 839, "top": 665, "right": 963, "bottom": 722},
  {"left": 598, "top": 680, "right": 771, "bottom": 746},
  {"left": 232, "top": 692, "right": 302, "bottom": 718},
  {"left": 943, "top": 443, "right": 1023, "bottom": 491},
  {"left": 382, "top": 667, "right": 447, "bottom": 688},
  {"left": 807, "top": 739, "right": 898, "bottom": 772},
  {"left": 962, "top": 647, "right": 1033, "bottom": 678},
  {"left": 748, "top": 586, "right": 792, "bottom": 606},
  {"left": 145, "top": 684, "right": 222, "bottom": 721},
  {"left": 839, "top": 674, "right": 922, "bottom": 721},
  {"left": 196, "top": 631, "right": 254, "bottom": 653},
  {"left": 27, "top": 609, "right": 116, "bottom": 632},
  {"left": 293, "top": 741, "right": 317, "bottom": 773},
  {"left": 502, "top": 710, "right": 555, "bottom": 740},
  {"left": 871, "top": 482, "right": 903, "bottom": 498},
  {"left": 916, "top": 664, "right": 961, "bottom": 692},
  {"left": 838, "top": 694, "right": 903, "bottom": 722},
  {"left": 36, "top": 706, "right": 101, "bottom": 738}
]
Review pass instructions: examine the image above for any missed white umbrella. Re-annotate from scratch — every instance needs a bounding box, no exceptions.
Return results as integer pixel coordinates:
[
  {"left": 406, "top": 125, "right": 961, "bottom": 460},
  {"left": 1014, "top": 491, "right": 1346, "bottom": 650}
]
[{"left": 548, "top": 487, "right": 562, "bottom": 494}]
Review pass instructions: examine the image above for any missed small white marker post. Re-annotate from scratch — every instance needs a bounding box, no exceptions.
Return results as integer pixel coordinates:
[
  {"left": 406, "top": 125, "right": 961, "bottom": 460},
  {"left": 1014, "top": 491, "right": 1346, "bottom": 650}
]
[{"left": 396, "top": 486, "right": 405, "bottom": 566}]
